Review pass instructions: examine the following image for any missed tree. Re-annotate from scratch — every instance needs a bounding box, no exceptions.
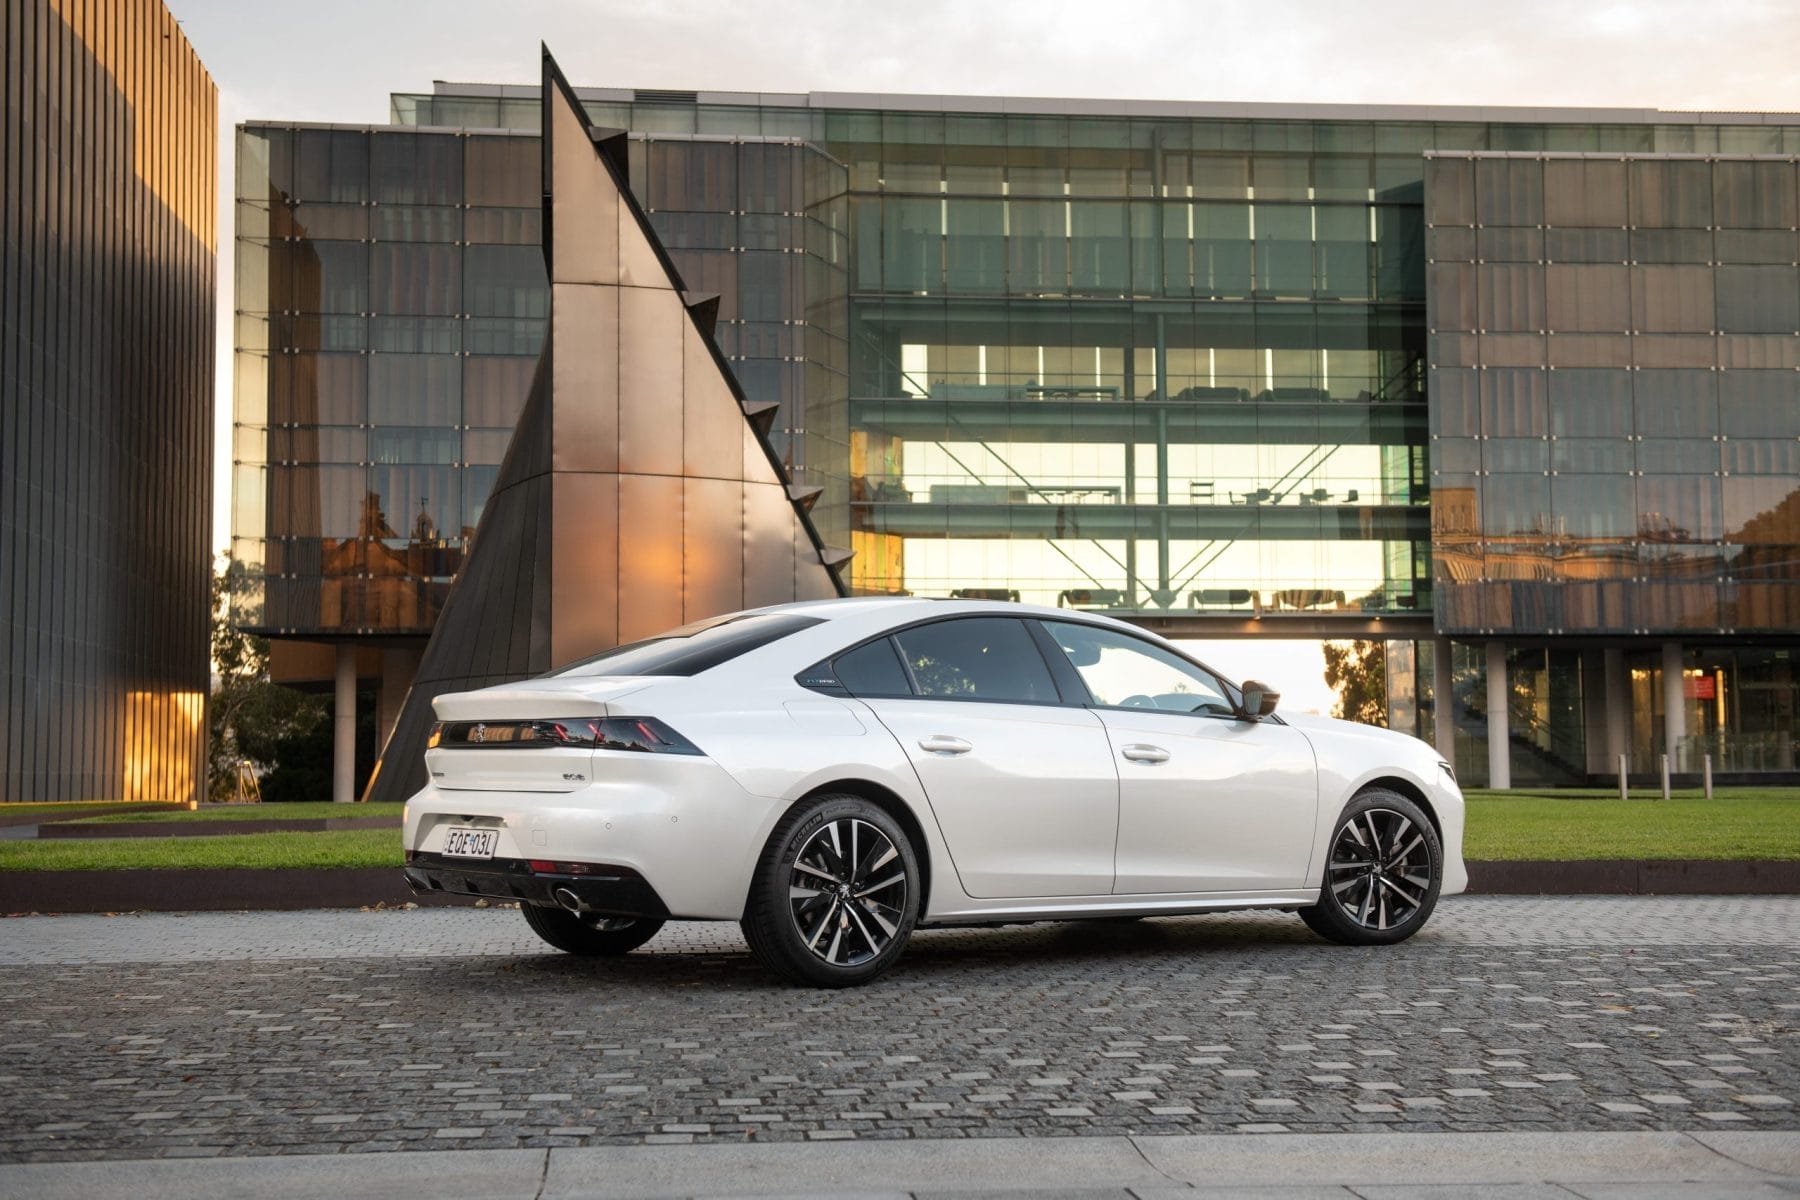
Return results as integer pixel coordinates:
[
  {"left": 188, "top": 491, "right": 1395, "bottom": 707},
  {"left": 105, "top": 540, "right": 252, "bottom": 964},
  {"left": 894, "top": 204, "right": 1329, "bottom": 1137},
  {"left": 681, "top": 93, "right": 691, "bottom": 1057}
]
[
  {"left": 1323, "top": 639, "right": 1387, "bottom": 727},
  {"left": 208, "top": 560, "right": 326, "bottom": 801}
]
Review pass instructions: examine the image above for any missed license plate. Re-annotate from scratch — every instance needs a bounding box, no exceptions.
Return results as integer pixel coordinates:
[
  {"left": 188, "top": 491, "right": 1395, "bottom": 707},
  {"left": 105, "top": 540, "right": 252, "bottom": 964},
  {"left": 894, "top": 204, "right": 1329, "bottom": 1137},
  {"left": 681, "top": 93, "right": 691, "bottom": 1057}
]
[{"left": 441, "top": 826, "right": 498, "bottom": 859}]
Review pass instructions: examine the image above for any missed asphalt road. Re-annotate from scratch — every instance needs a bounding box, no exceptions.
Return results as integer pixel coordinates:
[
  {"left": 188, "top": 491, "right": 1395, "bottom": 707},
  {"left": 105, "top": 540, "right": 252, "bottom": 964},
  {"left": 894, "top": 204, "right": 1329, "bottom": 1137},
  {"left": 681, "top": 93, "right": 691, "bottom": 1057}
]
[{"left": 0, "top": 897, "right": 1795, "bottom": 1163}]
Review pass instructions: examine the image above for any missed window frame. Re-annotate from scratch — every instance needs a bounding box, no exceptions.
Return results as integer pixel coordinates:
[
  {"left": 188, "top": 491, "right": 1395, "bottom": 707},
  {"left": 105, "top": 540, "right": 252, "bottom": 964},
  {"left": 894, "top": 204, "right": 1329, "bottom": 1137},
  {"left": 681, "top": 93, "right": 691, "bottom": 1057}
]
[
  {"left": 549, "top": 612, "right": 824, "bottom": 678},
  {"left": 799, "top": 612, "right": 1268, "bottom": 723},
  {"left": 799, "top": 614, "right": 1079, "bottom": 708},
  {"left": 1031, "top": 618, "right": 1248, "bottom": 722}
]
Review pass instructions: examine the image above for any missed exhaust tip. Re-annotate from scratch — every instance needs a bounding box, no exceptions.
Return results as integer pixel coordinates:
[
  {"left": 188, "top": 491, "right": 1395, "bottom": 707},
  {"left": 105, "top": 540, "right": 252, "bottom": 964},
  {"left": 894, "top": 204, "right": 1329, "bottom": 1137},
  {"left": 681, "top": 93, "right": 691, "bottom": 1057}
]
[{"left": 552, "top": 886, "right": 586, "bottom": 913}]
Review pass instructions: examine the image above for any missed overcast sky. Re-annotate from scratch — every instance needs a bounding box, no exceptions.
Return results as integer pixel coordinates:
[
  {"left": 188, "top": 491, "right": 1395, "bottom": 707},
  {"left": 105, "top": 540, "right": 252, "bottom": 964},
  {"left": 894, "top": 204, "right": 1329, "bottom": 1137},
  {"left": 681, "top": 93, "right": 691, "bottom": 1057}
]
[{"left": 169, "top": 0, "right": 1800, "bottom": 712}]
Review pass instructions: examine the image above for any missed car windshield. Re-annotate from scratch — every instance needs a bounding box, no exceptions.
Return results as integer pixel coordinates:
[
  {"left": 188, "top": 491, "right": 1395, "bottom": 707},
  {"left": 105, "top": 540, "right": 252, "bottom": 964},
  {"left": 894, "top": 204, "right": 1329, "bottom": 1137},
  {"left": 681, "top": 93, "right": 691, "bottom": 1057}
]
[{"left": 548, "top": 613, "right": 823, "bottom": 678}]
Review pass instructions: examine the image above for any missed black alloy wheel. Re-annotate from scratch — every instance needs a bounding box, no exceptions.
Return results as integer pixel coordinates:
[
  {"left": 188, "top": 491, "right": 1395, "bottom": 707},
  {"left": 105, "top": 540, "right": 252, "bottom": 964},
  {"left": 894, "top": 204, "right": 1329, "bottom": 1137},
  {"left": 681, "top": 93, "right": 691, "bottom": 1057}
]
[
  {"left": 520, "top": 902, "right": 665, "bottom": 955},
  {"left": 743, "top": 793, "right": 920, "bottom": 987},
  {"left": 1300, "top": 787, "right": 1442, "bottom": 946}
]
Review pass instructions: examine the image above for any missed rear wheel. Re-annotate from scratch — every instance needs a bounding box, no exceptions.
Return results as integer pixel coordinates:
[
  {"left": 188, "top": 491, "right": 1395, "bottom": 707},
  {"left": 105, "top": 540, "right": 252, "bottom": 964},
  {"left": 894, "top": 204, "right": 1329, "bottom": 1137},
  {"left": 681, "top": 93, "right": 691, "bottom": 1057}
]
[
  {"left": 1300, "top": 788, "right": 1441, "bottom": 946},
  {"left": 742, "top": 793, "right": 920, "bottom": 987},
  {"left": 520, "top": 902, "right": 664, "bottom": 956}
]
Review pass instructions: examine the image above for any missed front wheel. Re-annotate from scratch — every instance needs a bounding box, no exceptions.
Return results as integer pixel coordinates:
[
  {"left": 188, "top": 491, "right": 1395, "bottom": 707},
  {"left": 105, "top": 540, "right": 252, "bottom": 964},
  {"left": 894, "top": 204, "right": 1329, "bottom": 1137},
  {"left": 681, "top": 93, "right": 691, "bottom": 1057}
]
[
  {"left": 520, "top": 902, "right": 664, "bottom": 956},
  {"left": 1300, "top": 788, "right": 1441, "bottom": 946},
  {"left": 741, "top": 794, "right": 921, "bottom": 987}
]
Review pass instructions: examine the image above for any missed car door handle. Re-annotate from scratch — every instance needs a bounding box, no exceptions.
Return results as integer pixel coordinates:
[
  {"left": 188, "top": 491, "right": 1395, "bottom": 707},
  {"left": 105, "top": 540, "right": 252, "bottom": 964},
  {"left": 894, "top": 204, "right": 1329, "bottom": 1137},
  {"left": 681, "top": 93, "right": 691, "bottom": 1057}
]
[
  {"left": 918, "top": 735, "right": 972, "bottom": 755},
  {"left": 1121, "top": 744, "right": 1170, "bottom": 764}
]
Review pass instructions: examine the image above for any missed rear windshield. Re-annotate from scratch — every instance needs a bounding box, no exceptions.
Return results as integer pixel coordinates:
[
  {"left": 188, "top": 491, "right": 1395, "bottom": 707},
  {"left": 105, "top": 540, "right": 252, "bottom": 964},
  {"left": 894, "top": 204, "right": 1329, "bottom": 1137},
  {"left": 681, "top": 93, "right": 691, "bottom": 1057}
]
[{"left": 548, "top": 613, "right": 824, "bottom": 678}]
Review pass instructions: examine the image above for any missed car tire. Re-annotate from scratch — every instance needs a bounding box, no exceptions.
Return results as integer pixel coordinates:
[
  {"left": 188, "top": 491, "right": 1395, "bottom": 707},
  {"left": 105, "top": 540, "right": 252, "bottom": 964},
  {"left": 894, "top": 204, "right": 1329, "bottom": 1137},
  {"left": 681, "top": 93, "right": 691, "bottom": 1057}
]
[
  {"left": 520, "top": 902, "right": 664, "bottom": 956},
  {"left": 742, "top": 793, "right": 921, "bottom": 988},
  {"left": 1300, "top": 787, "right": 1442, "bottom": 947}
]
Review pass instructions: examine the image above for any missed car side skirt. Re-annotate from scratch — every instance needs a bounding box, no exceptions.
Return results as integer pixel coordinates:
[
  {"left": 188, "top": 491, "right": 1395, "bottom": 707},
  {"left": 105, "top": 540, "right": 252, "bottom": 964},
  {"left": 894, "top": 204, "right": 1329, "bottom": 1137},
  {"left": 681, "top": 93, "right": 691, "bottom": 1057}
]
[{"left": 919, "top": 890, "right": 1321, "bottom": 925}]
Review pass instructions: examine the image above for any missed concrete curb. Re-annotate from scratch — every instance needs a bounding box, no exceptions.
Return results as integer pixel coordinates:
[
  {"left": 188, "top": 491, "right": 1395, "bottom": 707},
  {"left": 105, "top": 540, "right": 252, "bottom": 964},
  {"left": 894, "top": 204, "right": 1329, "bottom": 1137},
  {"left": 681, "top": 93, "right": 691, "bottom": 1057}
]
[
  {"left": 0, "top": 803, "right": 178, "bottom": 829},
  {"left": 36, "top": 816, "right": 399, "bottom": 839},
  {"left": 0, "top": 1130, "right": 1793, "bottom": 1199},
  {"left": 1466, "top": 858, "right": 1800, "bottom": 895}
]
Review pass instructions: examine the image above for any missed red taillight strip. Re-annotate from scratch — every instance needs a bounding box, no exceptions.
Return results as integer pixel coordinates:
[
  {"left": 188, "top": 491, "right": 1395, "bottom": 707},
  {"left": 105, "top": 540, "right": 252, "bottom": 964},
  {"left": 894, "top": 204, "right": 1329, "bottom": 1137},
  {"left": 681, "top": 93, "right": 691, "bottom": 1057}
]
[{"left": 433, "top": 717, "right": 703, "bottom": 756}]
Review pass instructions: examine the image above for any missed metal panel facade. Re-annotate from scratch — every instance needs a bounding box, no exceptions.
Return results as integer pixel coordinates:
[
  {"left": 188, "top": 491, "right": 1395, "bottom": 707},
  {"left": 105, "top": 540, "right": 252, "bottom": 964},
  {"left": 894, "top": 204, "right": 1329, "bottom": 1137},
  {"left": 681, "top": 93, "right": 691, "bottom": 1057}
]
[
  {"left": 365, "top": 55, "right": 845, "bottom": 802},
  {"left": 1, "top": 0, "right": 216, "bottom": 803}
]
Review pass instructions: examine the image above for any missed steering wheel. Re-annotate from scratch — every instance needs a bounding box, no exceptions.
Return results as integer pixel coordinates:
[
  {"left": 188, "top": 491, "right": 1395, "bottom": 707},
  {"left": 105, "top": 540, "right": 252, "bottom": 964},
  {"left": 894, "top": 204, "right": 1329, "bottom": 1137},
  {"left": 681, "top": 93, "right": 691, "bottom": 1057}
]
[{"left": 1120, "top": 694, "right": 1155, "bottom": 708}]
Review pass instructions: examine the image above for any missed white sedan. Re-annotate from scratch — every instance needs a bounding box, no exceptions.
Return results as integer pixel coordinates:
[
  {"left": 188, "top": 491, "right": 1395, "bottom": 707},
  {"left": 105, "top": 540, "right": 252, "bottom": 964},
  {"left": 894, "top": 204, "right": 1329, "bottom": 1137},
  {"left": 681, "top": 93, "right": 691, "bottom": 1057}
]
[{"left": 403, "top": 598, "right": 1466, "bottom": 987}]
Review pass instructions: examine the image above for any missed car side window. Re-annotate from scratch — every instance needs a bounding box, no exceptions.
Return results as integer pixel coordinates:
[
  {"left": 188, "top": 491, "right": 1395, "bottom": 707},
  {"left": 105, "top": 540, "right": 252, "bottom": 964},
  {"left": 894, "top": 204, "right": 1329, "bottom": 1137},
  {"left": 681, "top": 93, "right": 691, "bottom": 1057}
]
[
  {"left": 890, "top": 618, "right": 1059, "bottom": 704},
  {"left": 1041, "top": 620, "right": 1234, "bottom": 716},
  {"left": 832, "top": 637, "right": 912, "bottom": 696}
]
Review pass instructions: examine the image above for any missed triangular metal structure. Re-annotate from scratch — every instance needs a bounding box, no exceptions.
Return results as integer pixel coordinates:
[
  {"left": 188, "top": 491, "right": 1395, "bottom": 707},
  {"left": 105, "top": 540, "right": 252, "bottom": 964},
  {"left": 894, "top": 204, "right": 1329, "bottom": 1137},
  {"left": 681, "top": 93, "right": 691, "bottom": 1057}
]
[
  {"left": 366, "top": 47, "right": 846, "bottom": 802},
  {"left": 682, "top": 292, "right": 721, "bottom": 339}
]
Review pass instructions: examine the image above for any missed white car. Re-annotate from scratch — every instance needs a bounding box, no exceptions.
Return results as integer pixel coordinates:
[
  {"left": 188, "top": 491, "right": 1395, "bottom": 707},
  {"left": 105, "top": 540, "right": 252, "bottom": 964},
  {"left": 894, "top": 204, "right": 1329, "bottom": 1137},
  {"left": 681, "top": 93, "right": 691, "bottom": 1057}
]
[{"left": 403, "top": 598, "right": 1466, "bottom": 987}]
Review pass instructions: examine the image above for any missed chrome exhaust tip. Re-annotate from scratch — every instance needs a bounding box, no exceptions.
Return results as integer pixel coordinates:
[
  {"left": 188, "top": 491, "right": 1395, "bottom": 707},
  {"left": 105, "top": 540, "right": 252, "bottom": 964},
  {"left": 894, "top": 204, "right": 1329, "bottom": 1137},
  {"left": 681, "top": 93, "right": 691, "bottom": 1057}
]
[{"left": 552, "top": 886, "right": 588, "bottom": 914}]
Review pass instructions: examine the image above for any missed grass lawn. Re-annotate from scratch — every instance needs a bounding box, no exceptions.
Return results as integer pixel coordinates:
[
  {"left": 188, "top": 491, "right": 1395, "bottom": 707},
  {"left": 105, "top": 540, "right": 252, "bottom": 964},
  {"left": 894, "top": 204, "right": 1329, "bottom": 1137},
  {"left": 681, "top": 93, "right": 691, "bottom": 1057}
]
[
  {"left": 1463, "top": 788, "right": 1800, "bottom": 861},
  {"left": 67, "top": 802, "right": 407, "bottom": 825},
  {"left": 0, "top": 829, "right": 402, "bottom": 872},
  {"left": 6, "top": 790, "right": 1798, "bottom": 870}
]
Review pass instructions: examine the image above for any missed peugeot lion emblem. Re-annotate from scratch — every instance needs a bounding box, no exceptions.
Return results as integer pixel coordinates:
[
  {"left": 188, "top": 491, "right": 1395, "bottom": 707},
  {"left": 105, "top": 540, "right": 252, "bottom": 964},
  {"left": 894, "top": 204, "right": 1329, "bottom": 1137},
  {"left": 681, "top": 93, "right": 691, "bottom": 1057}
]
[{"left": 471, "top": 723, "right": 486, "bottom": 743}]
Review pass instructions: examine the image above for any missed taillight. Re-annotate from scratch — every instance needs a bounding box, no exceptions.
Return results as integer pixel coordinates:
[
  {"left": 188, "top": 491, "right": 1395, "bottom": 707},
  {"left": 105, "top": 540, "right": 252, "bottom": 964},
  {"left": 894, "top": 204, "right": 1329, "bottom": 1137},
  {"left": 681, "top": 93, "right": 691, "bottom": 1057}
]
[
  {"left": 590, "top": 717, "right": 703, "bottom": 756},
  {"left": 433, "top": 717, "right": 703, "bottom": 755}
]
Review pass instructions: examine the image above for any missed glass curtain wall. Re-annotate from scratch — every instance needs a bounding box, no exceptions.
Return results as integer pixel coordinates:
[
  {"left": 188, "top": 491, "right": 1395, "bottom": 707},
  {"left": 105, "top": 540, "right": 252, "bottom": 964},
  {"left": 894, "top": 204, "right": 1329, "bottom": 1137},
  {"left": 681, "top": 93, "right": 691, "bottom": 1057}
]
[
  {"left": 1629, "top": 646, "right": 1800, "bottom": 773},
  {"left": 233, "top": 126, "right": 847, "bottom": 636},
  {"left": 384, "top": 88, "right": 1800, "bottom": 627},
  {"left": 1427, "top": 153, "right": 1800, "bottom": 638},
  {"left": 834, "top": 114, "right": 1429, "bottom": 613}
]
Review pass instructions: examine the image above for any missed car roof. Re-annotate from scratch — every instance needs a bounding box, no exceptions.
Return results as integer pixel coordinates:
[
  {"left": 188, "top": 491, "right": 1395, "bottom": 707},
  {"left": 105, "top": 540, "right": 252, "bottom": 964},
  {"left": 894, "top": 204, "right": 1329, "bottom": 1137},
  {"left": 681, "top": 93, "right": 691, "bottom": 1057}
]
[{"left": 753, "top": 595, "right": 1144, "bottom": 632}]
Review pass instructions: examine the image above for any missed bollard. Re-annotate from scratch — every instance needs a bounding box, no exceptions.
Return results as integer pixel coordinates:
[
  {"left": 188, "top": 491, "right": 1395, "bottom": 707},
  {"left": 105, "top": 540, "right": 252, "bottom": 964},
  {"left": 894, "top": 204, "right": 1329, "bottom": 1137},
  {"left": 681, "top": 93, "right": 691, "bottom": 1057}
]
[
  {"left": 1703, "top": 753, "right": 1713, "bottom": 801},
  {"left": 1618, "top": 753, "right": 1629, "bottom": 801},
  {"left": 1660, "top": 753, "right": 1672, "bottom": 801}
]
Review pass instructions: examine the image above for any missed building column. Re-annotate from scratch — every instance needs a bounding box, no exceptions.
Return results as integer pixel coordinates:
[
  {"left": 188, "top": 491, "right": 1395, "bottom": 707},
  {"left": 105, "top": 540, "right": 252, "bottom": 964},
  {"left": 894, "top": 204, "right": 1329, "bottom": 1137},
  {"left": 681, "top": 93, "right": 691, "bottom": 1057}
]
[
  {"left": 1662, "top": 640, "right": 1685, "bottom": 771},
  {"left": 1432, "top": 636, "right": 1455, "bottom": 765},
  {"left": 334, "top": 642, "right": 356, "bottom": 804},
  {"left": 1485, "top": 640, "right": 1510, "bottom": 790},
  {"left": 1604, "top": 647, "right": 1629, "bottom": 778}
]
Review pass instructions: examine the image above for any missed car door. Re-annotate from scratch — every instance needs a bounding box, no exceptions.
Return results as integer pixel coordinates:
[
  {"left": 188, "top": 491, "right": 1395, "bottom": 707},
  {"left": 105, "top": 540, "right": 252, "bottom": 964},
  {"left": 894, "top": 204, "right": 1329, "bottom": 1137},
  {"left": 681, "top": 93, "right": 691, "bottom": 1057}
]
[
  {"left": 843, "top": 616, "right": 1118, "bottom": 899},
  {"left": 1036, "top": 619, "right": 1319, "bottom": 895}
]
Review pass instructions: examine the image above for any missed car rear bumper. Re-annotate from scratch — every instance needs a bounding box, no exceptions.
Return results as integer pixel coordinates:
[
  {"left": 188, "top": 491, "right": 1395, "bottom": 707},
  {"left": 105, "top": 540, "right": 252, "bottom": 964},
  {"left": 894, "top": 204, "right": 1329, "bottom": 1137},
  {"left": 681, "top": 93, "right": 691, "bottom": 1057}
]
[
  {"left": 403, "top": 760, "right": 793, "bottom": 920},
  {"left": 404, "top": 852, "right": 670, "bottom": 918}
]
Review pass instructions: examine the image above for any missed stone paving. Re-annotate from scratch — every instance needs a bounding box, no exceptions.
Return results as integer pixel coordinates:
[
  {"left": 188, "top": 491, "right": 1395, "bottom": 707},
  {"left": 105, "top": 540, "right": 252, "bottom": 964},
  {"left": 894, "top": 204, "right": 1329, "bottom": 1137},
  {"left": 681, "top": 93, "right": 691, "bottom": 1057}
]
[{"left": 0, "top": 897, "right": 1794, "bottom": 1162}]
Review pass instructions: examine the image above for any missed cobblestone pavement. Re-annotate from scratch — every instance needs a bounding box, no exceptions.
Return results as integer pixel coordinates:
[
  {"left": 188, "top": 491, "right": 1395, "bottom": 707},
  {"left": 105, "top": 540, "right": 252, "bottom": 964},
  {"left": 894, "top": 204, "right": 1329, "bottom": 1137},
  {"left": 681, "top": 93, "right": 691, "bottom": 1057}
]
[{"left": 0, "top": 897, "right": 1795, "bottom": 1162}]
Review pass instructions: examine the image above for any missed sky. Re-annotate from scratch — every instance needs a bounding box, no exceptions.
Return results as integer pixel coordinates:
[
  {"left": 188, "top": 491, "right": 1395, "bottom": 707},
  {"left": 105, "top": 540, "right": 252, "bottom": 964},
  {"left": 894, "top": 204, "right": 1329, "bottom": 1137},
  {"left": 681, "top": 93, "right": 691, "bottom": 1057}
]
[{"left": 167, "top": 0, "right": 1800, "bottom": 713}]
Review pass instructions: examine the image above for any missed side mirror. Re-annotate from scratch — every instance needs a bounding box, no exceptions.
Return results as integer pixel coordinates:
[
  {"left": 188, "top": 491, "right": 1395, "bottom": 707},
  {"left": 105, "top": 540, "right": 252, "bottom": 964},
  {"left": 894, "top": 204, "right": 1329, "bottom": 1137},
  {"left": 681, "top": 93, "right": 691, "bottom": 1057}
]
[{"left": 1238, "top": 680, "right": 1280, "bottom": 720}]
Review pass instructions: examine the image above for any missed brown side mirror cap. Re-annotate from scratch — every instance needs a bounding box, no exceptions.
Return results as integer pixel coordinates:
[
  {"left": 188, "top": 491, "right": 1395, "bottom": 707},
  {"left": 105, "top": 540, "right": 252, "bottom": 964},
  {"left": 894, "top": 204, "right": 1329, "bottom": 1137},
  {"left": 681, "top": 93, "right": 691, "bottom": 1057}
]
[{"left": 1238, "top": 680, "right": 1280, "bottom": 719}]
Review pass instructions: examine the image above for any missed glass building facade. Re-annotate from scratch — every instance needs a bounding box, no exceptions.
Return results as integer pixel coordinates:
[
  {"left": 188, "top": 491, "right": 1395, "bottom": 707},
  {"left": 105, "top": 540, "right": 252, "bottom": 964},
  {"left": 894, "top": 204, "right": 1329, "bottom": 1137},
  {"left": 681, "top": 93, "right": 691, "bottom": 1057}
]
[
  {"left": 4, "top": 0, "right": 216, "bottom": 803},
  {"left": 235, "top": 81, "right": 1800, "bottom": 785},
  {"left": 232, "top": 127, "right": 846, "bottom": 637},
  {"left": 1424, "top": 152, "right": 1800, "bottom": 783}
]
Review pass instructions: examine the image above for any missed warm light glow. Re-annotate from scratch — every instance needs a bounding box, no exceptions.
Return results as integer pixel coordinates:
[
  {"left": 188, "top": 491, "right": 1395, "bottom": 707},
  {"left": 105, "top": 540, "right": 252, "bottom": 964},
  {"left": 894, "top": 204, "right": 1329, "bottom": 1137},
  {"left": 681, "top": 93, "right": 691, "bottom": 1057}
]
[
  {"left": 47, "top": 0, "right": 216, "bottom": 251},
  {"left": 123, "top": 691, "right": 205, "bottom": 803}
]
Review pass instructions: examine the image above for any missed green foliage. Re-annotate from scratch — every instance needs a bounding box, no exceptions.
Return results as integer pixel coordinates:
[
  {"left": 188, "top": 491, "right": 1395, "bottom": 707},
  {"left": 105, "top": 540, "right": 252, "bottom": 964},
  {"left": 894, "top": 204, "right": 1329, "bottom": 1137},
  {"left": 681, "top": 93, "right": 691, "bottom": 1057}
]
[
  {"left": 208, "top": 560, "right": 328, "bottom": 802},
  {"left": 907, "top": 655, "right": 975, "bottom": 696},
  {"left": 1323, "top": 639, "right": 1387, "bottom": 726}
]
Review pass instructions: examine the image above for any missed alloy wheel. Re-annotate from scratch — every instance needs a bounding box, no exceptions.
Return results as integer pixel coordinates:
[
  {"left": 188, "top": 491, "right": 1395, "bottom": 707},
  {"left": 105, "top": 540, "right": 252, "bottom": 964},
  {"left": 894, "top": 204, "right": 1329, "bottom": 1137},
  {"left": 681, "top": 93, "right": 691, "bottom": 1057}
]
[
  {"left": 787, "top": 817, "right": 908, "bottom": 967},
  {"left": 1325, "top": 806, "right": 1433, "bottom": 931}
]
